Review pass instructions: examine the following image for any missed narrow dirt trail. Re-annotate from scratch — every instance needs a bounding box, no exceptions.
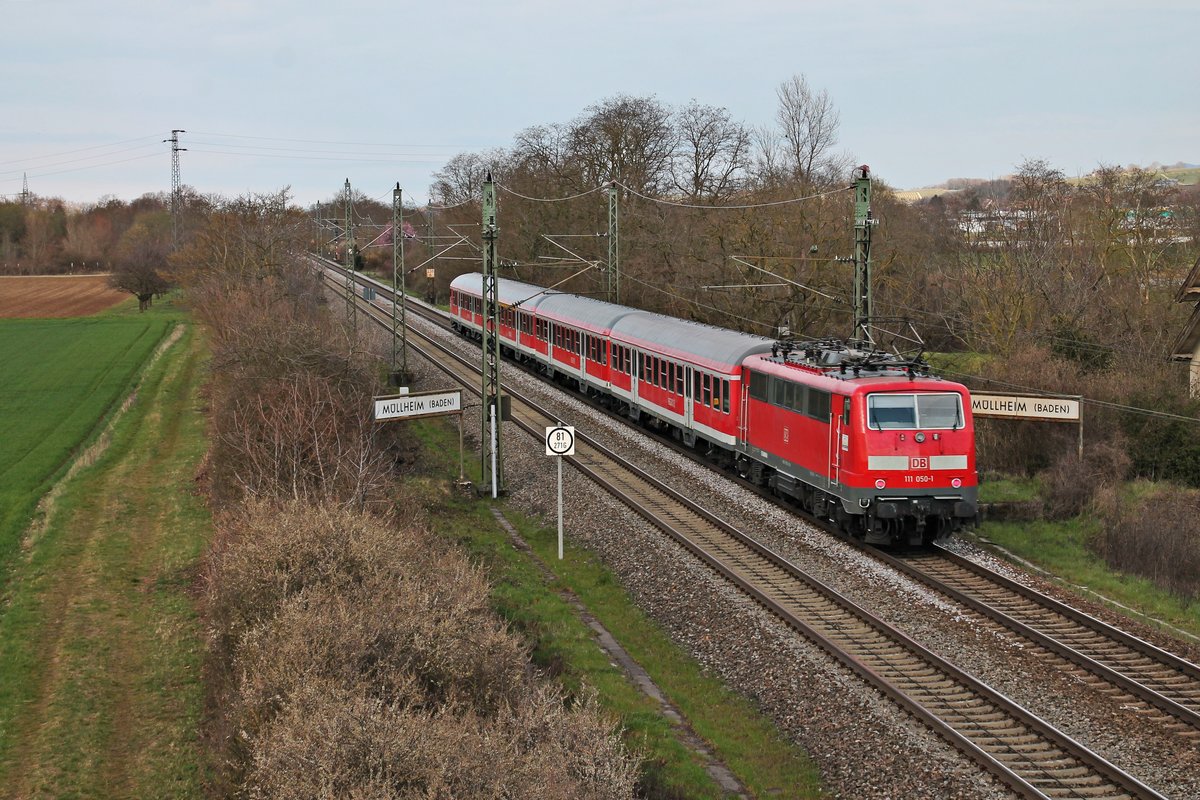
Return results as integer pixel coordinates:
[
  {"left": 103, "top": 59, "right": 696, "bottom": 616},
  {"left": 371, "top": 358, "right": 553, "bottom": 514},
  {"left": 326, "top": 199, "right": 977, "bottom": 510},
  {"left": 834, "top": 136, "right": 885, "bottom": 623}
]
[{"left": 0, "top": 326, "right": 209, "bottom": 799}]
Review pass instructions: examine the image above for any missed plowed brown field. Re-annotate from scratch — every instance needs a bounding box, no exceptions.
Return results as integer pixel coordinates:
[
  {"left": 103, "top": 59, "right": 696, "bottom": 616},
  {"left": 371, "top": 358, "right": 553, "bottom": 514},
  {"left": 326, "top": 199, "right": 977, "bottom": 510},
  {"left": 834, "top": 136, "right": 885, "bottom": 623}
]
[{"left": 0, "top": 274, "right": 129, "bottom": 318}]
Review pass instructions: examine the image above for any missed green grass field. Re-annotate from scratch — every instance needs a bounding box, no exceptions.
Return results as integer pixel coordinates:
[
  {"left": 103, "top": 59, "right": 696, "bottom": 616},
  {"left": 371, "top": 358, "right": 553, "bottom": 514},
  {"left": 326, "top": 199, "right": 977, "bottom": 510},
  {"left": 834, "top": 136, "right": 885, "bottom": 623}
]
[
  {"left": 0, "top": 315, "right": 175, "bottom": 576},
  {"left": 0, "top": 319, "right": 210, "bottom": 797}
]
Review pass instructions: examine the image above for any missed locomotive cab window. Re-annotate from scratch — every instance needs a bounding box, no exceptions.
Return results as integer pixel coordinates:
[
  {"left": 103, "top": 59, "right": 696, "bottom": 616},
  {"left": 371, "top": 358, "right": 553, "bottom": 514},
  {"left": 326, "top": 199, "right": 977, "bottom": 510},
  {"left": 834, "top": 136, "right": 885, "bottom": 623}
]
[
  {"left": 806, "top": 388, "right": 830, "bottom": 421},
  {"left": 867, "top": 393, "right": 963, "bottom": 430},
  {"left": 748, "top": 371, "right": 768, "bottom": 402}
]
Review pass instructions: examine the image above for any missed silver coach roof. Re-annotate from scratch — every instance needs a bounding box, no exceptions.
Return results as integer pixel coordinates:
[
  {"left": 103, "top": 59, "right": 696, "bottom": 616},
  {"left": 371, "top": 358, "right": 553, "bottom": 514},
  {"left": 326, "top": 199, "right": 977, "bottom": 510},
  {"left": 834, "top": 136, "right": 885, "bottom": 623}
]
[
  {"left": 612, "top": 312, "right": 774, "bottom": 373},
  {"left": 450, "top": 273, "right": 551, "bottom": 311},
  {"left": 453, "top": 273, "right": 774, "bottom": 372},
  {"left": 535, "top": 290, "right": 642, "bottom": 332}
]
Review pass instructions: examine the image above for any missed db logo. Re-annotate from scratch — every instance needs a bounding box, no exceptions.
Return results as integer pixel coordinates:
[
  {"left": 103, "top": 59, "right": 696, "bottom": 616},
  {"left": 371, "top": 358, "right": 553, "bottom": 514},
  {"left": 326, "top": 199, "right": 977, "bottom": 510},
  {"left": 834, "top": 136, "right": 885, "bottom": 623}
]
[{"left": 910, "top": 457, "right": 929, "bottom": 470}]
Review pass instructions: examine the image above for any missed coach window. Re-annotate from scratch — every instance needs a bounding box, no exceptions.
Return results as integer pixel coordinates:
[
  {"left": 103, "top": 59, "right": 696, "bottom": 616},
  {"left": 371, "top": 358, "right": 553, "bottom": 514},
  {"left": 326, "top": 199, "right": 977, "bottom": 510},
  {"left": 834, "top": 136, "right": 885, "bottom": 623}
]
[
  {"left": 675, "top": 364, "right": 684, "bottom": 395},
  {"left": 722, "top": 379, "right": 730, "bottom": 413}
]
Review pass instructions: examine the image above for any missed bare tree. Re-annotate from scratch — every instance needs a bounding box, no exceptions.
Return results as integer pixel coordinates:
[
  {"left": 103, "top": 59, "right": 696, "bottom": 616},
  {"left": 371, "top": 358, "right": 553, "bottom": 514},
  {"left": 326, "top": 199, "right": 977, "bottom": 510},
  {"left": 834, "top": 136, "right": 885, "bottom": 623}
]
[
  {"left": 750, "top": 125, "right": 788, "bottom": 189},
  {"left": 775, "top": 74, "right": 842, "bottom": 186},
  {"left": 171, "top": 189, "right": 306, "bottom": 291},
  {"left": 430, "top": 149, "right": 507, "bottom": 205},
  {"left": 568, "top": 95, "right": 677, "bottom": 194},
  {"left": 673, "top": 101, "right": 751, "bottom": 201}
]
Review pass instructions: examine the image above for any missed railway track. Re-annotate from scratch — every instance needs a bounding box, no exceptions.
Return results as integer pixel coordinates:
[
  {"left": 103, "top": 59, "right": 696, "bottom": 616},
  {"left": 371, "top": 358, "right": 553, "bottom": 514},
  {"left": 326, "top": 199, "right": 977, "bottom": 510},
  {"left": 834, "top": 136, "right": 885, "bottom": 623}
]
[
  {"left": 316, "top": 258, "right": 1168, "bottom": 799},
  {"left": 886, "top": 544, "right": 1200, "bottom": 734}
]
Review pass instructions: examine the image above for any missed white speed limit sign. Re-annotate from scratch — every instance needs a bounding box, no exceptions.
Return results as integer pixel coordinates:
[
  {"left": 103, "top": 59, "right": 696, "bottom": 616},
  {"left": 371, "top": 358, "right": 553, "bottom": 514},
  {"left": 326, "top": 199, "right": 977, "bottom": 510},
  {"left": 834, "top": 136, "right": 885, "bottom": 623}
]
[{"left": 545, "top": 425, "right": 575, "bottom": 456}]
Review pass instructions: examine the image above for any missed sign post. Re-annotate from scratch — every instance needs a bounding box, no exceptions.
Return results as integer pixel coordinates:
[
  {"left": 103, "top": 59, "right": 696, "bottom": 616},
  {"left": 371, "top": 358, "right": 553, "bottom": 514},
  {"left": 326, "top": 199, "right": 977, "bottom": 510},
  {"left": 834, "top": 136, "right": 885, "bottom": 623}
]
[{"left": 545, "top": 425, "right": 576, "bottom": 560}]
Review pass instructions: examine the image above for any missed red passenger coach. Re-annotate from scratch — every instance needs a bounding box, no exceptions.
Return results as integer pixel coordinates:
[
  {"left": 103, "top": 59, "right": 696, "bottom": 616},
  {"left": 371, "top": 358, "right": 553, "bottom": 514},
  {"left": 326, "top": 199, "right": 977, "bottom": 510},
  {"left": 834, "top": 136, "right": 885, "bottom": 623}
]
[{"left": 449, "top": 274, "right": 978, "bottom": 546}]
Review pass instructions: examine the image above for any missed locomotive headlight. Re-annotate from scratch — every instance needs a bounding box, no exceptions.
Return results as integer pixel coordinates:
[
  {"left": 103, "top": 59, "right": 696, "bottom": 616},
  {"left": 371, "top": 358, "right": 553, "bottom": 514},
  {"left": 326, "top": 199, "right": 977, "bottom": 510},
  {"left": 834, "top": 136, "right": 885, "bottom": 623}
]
[
  {"left": 951, "top": 478, "right": 962, "bottom": 488},
  {"left": 915, "top": 432, "right": 926, "bottom": 443},
  {"left": 875, "top": 479, "right": 886, "bottom": 489}
]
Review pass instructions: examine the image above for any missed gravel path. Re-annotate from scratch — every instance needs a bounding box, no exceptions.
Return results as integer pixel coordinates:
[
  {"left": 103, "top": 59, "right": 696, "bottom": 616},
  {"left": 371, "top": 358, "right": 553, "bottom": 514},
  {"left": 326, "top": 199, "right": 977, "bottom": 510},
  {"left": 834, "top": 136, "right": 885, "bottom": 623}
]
[{"left": 390, "top": 311, "right": 1198, "bottom": 799}]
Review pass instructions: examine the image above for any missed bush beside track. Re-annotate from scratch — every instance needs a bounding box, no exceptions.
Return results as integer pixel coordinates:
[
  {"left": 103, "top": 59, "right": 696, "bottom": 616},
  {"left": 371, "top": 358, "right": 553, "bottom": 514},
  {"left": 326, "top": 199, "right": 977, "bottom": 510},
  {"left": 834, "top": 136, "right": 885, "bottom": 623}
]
[{"left": 191, "top": 258, "right": 641, "bottom": 798}]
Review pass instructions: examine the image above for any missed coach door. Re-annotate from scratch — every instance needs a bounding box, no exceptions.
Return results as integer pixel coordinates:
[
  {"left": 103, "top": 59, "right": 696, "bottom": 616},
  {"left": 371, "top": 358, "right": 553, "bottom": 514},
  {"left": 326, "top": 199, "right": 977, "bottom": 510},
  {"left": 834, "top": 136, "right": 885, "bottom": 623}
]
[{"left": 684, "top": 366, "right": 694, "bottom": 424}]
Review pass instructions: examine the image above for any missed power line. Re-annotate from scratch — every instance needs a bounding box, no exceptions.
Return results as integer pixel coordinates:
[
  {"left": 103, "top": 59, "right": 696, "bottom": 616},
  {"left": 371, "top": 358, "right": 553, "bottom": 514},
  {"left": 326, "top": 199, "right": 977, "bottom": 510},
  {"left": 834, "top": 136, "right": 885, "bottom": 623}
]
[
  {"left": 184, "top": 147, "right": 444, "bottom": 165},
  {"left": 613, "top": 180, "right": 853, "bottom": 210},
  {"left": 621, "top": 273, "right": 780, "bottom": 333},
  {"left": 496, "top": 182, "right": 605, "bottom": 203},
  {"left": 186, "top": 130, "right": 462, "bottom": 149},
  {"left": 0, "top": 142, "right": 161, "bottom": 179},
  {"left": 0, "top": 134, "right": 162, "bottom": 168},
  {"left": 492, "top": 180, "right": 851, "bottom": 210},
  {"left": 7, "top": 152, "right": 162, "bottom": 182},
  {"left": 937, "top": 367, "right": 1200, "bottom": 426}
]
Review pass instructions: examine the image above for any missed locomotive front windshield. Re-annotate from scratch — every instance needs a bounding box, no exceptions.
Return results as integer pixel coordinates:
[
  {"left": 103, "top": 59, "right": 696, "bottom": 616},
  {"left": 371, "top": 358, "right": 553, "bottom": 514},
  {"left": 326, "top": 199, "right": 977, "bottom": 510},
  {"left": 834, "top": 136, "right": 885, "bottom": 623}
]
[{"left": 867, "top": 392, "right": 963, "bottom": 430}]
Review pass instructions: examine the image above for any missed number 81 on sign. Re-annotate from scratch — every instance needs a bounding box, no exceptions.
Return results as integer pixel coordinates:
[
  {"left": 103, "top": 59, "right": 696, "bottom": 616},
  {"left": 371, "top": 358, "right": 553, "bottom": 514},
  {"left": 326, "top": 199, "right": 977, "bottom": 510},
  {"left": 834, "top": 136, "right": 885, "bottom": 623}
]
[{"left": 545, "top": 426, "right": 575, "bottom": 456}]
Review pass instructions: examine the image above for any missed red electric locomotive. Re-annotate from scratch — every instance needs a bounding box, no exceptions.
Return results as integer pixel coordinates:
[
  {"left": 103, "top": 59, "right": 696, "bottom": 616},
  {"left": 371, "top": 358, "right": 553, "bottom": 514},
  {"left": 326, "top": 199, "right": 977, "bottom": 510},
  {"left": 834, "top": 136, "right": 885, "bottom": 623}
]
[{"left": 449, "top": 274, "right": 978, "bottom": 546}]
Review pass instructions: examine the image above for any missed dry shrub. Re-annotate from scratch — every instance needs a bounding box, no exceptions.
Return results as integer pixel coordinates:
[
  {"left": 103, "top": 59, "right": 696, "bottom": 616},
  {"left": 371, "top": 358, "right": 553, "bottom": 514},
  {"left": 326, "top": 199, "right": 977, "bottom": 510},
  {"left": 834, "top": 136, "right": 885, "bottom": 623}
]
[
  {"left": 195, "top": 268, "right": 402, "bottom": 507},
  {"left": 212, "top": 371, "right": 389, "bottom": 507},
  {"left": 233, "top": 573, "right": 528, "bottom": 722},
  {"left": 205, "top": 501, "right": 497, "bottom": 679},
  {"left": 245, "top": 681, "right": 638, "bottom": 800},
  {"left": 1092, "top": 485, "right": 1200, "bottom": 601},
  {"left": 204, "top": 501, "right": 637, "bottom": 797},
  {"left": 1039, "top": 438, "right": 1131, "bottom": 520}
]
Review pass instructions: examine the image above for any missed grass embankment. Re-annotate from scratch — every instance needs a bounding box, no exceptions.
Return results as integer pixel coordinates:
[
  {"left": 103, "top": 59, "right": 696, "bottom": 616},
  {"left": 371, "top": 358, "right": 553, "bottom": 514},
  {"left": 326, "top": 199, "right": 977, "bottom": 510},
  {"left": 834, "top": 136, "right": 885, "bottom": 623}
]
[
  {"left": 0, "top": 306, "right": 173, "bottom": 577},
  {"left": 977, "top": 479, "right": 1200, "bottom": 641},
  {"left": 0, "top": 312, "right": 209, "bottom": 798},
  {"left": 409, "top": 421, "right": 821, "bottom": 798}
]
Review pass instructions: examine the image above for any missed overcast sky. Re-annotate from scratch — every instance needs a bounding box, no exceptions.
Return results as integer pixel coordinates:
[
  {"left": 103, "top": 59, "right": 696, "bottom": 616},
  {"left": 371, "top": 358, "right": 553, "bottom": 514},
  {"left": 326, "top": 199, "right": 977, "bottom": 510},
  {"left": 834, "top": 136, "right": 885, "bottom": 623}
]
[{"left": 2, "top": 0, "right": 1195, "bottom": 207}]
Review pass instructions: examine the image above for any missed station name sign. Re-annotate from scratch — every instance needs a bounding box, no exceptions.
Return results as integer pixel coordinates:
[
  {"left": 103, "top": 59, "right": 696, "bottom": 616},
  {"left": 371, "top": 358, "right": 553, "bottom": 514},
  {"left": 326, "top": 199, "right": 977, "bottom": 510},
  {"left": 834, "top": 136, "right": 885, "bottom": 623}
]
[
  {"left": 374, "top": 389, "right": 462, "bottom": 422},
  {"left": 971, "top": 393, "right": 1079, "bottom": 422}
]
